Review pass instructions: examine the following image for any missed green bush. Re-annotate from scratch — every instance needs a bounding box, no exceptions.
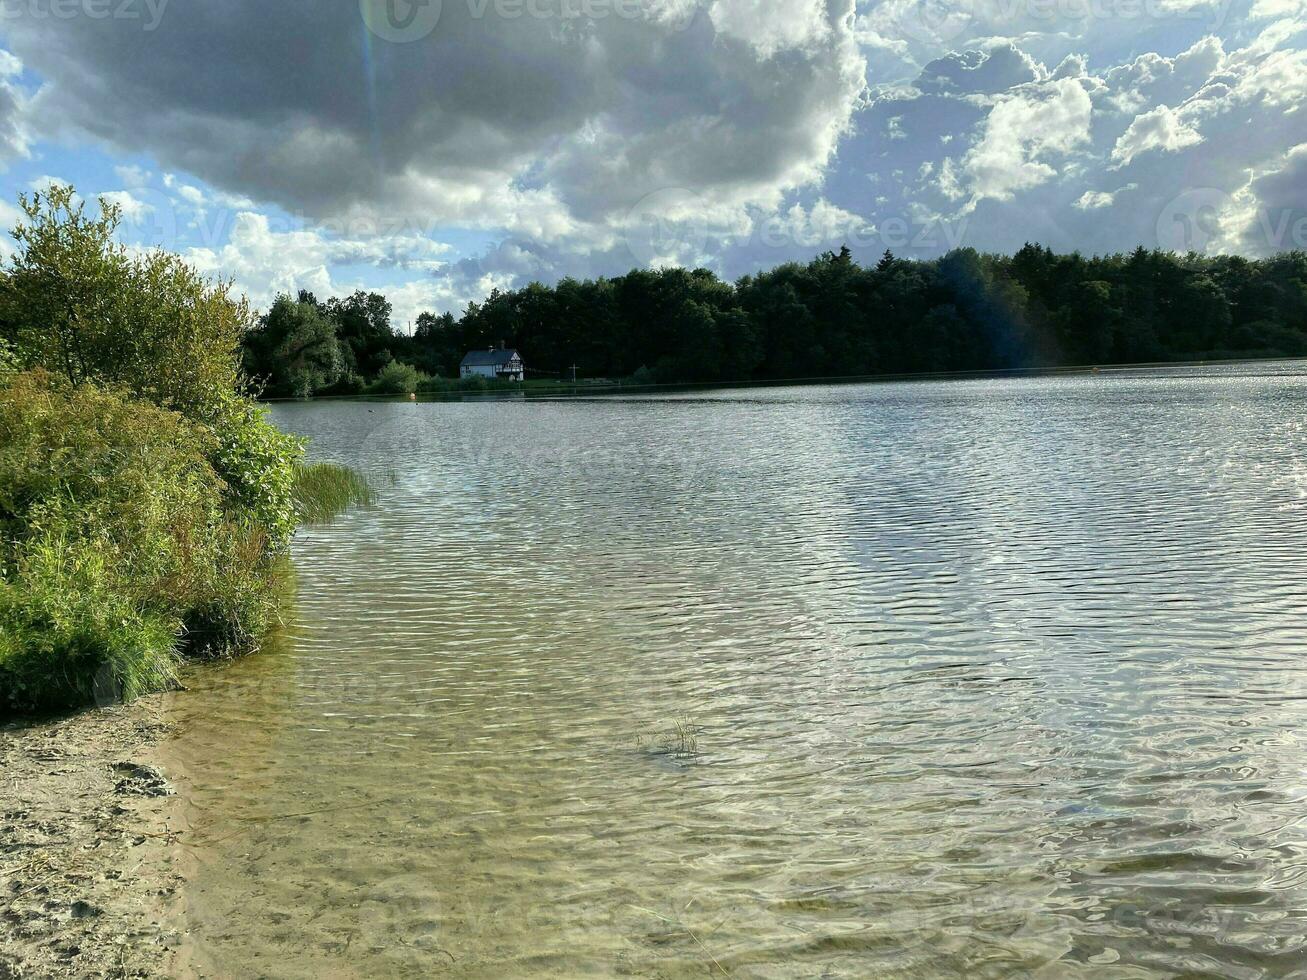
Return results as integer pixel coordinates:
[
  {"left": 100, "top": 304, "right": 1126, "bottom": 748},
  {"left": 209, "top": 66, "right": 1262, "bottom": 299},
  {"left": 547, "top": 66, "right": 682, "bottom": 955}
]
[
  {"left": 0, "top": 372, "right": 294, "bottom": 711},
  {"left": 0, "top": 187, "right": 360, "bottom": 714},
  {"left": 368, "top": 360, "right": 427, "bottom": 395},
  {"left": 0, "top": 538, "right": 180, "bottom": 714},
  {"left": 0, "top": 185, "right": 303, "bottom": 542},
  {"left": 0, "top": 371, "right": 225, "bottom": 586},
  {"left": 0, "top": 374, "right": 215, "bottom": 711},
  {"left": 198, "top": 388, "right": 304, "bottom": 554},
  {"left": 0, "top": 186, "right": 249, "bottom": 415},
  {"left": 416, "top": 375, "right": 455, "bottom": 394},
  {"left": 0, "top": 338, "right": 16, "bottom": 381}
]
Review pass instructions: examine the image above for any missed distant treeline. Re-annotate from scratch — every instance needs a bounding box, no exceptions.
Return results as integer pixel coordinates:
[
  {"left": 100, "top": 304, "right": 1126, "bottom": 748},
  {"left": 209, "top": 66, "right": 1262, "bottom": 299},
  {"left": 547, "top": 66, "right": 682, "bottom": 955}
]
[{"left": 242, "top": 245, "right": 1307, "bottom": 397}]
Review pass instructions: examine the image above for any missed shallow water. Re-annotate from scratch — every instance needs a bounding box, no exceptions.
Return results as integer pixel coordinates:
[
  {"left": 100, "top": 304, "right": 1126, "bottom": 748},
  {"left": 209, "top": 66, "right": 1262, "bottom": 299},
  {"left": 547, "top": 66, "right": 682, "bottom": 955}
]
[{"left": 167, "top": 364, "right": 1307, "bottom": 977}]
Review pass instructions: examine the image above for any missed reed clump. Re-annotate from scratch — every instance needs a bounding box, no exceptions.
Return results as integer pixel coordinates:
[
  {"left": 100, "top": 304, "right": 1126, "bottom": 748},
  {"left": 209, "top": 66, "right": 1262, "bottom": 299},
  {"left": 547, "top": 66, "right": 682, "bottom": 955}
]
[
  {"left": 638, "top": 716, "right": 702, "bottom": 761},
  {"left": 292, "top": 463, "right": 376, "bottom": 525}
]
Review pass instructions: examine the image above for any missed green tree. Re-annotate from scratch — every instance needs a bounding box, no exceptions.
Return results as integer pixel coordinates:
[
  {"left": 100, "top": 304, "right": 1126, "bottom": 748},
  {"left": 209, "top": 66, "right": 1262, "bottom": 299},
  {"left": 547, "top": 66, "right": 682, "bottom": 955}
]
[
  {"left": 246, "top": 294, "right": 343, "bottom": 398},
  {"left": 0, "top": 185, "right": 302, "bottom": 553},
  {"left": 0, "top": 185, "right": 250, "bottom": 418},
  {"left": 326, "top": 290, "right": 395, "bottom": 378}
]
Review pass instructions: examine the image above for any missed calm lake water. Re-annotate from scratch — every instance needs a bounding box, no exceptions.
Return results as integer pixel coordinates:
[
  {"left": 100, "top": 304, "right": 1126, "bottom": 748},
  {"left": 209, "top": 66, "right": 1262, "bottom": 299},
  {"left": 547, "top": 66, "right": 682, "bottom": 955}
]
[{"left": 166, "top": 364, "right": 1307, "bottom": 977}]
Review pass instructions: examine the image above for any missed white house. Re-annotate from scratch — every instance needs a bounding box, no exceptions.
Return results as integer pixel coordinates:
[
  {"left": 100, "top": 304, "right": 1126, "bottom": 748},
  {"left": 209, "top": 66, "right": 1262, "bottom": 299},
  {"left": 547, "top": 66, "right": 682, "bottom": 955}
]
[{"left": 460, "top": 348, "right": 525, "bottom": 382}]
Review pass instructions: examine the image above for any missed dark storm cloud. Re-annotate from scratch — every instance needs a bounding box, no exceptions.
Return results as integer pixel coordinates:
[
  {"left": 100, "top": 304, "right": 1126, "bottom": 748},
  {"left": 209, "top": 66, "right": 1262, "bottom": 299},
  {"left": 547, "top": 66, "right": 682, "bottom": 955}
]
[{"left": 2, "top": 0, "right": 864, "bottom": 226}]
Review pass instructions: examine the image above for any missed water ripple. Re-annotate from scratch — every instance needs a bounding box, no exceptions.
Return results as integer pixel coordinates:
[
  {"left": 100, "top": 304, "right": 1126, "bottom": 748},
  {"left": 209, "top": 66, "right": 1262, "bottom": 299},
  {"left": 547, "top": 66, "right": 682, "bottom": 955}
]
[{"left": 166, "top": 366, "right": 1307, "bottom": 977}]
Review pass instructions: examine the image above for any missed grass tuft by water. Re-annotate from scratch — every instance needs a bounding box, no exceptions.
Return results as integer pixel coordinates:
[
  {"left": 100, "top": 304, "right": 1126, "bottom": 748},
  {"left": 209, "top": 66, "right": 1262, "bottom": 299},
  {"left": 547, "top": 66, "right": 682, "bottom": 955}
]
[
  {"left": 292, "top": 463, "right": 376, "bottom": 525},
  {"left": 638, "top": 716, "right": 702, "bottom": 761}
]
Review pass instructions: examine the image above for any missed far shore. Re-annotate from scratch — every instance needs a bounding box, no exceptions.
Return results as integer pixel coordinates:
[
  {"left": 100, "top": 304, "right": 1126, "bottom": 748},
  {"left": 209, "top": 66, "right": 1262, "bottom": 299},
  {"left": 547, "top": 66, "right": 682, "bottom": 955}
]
[{"left": 257, "top": 354, "right": 1307, "bottom": 404}]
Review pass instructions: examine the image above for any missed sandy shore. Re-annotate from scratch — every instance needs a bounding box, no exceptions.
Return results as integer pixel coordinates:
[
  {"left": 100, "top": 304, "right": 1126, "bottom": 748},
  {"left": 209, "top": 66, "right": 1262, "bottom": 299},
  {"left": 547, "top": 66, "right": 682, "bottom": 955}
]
[{"left": 1, "top": 697, "right": 189, "bottom": 979}]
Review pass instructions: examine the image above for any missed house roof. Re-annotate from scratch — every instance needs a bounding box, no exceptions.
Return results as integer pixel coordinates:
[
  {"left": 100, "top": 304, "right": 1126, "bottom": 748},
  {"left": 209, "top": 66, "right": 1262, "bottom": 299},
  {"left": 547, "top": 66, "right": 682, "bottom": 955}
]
[{"left": 461, "top": 348, "right": 521, "bottom": 367}]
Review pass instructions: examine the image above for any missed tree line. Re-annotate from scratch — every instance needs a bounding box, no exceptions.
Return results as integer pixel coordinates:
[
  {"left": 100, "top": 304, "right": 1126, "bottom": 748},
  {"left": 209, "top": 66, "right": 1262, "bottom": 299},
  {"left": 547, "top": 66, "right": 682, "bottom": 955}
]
[{"left": 242, "top": 245, "right": 1307, "bottom": 397}]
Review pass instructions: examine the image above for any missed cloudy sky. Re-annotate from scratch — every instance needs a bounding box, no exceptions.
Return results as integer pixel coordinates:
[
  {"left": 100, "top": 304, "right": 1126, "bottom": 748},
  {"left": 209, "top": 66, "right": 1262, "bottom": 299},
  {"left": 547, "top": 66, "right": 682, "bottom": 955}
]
[{"left": 0, "top": 0, "right": 1302, "bottom": 327}]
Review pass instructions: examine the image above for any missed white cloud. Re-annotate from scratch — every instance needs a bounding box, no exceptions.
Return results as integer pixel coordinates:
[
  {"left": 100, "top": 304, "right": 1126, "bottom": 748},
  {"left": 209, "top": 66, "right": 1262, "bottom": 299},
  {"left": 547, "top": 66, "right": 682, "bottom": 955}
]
[
  {"left": 113, "top": 164, "right": 151, "bottom": 188},
  {"left": 99, "top": 190, "right": 153, "bottom": 222},
  {"left": 961, "top": 77, "right": 1093, "bottom": 205},
  {"left": 1073, "top": 184, "right": 1136, "bottom": 209},
  {"left": 181, "top": 211, "right": 454, "bottom": 322},
  {"left": 176, "top": 184, "right": 206, "bottom": 207},
  {"left": 1110, "top": 104, "right": 1204, "bottom": 167},
  {"left": 709, "top": 0, "right": 831, "bottom": 55},
  {"left": 29, "top": 175, "right": 70, "bottom": 195}
]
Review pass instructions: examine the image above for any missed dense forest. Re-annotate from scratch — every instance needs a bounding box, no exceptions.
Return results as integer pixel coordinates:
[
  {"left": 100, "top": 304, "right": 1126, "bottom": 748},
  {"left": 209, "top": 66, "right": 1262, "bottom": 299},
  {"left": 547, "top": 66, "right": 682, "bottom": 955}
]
[{"left": 242, "top": 245, "right": 1307, "bottom": 397}]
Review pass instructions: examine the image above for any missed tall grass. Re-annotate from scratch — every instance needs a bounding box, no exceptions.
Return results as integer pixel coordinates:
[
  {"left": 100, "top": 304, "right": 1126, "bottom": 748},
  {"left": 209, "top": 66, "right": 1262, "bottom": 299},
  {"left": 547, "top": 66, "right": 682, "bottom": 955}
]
[{"left": 292, "top": 462, "right": 376, "bottom": 525}]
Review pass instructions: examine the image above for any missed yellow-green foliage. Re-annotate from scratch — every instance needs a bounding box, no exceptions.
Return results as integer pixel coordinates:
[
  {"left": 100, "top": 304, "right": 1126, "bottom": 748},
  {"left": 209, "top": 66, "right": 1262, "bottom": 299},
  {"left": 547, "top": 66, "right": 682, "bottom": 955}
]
[
  {"left": 0, "top": 185, "right": 248, "bottom": 412},
  {"left": 0, "top": 374, "right": 290, "bottom": 714},
  {"left": 0, "top": 372, "right": 223, "bottom": 589},
  {"left": 0, "top": 338, "right": 16, "bottom": 380},
  {"left": 368, "top": 360, "right": 427, "bottom": 396},
  {"left": 0, "top": 537, "right": 181, "bottom": 713},
  {"left": 200, "top": 389, "right": 304, "bottom": 553},
  {"left": 0, "top": 186, "right": 319, "bottom": 714},
  {"left": 0, "top": 185, "right": 305, "bottom": 552}
]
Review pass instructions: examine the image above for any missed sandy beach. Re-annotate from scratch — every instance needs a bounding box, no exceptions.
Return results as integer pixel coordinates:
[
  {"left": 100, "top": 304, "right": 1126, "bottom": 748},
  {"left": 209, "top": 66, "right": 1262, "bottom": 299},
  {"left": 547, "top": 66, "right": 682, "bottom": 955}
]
[{"left": 1, "top": 698, "right": 188, "bottom": 979}]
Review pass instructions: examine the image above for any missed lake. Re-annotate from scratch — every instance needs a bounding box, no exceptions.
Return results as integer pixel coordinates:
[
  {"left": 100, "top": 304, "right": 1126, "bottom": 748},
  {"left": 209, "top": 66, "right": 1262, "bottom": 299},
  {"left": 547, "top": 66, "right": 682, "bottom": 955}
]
[{"left": 164, "top": 364, "right": 1307, "bottom": 977}]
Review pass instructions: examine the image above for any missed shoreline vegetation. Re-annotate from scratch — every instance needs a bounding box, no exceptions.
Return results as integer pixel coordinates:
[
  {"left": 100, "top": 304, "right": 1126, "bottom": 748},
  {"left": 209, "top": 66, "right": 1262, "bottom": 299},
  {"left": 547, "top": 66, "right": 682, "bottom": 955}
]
[
  {"left": 242, "top": 244, "right": 1307, "bottom": 400},
  {"left": 0, "top": 186, "right": 371, "bottom": 718},
  {"left": 258, "top": 354, "right": 1307, "bottom": 403}
]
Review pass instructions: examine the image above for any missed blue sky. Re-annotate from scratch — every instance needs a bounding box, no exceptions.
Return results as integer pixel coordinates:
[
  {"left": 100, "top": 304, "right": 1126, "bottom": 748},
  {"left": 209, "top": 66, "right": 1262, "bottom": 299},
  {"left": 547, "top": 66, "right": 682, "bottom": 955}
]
[{"left": 0, "top": 0, "right": 1303, "bottom": 328}]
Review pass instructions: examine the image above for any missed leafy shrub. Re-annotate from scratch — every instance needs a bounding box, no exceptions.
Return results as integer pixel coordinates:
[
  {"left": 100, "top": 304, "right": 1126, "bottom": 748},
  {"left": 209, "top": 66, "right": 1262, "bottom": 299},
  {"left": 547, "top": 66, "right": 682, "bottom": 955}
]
[
  {"left": 0, "top": 188, "right": 363, "bottom": 714},
  {"left": 243, "top": 295, "right": 344, "bottom": 399},
  {"left": 416, "top": 375, "right": 455, "bottom": 394},
  {"left": 317, "top": 374, "right": 368, "bottom": 397},
  {"left": 0, "top": 372, "right": 296, "bottom": 711},
  {"left": 0, "top": 338, "right": 16, "bottom": 380},
  {"left": 0, "top": 538, "right": 180, "bottom": 714},
  {"left": 368, "top": 360, "right": 427, "bottom": 395},
  {"left": 0, "top": 186, "right": 249, "bottom": 415},
  {"left": 458, "top": 375, "right": 489, "bottom": 393},
  {"left": 197, "top": 388, "right": 304, "bottom": 554},
  {"left": 0, "top": 185, "right": 303, "bottom": 542},
  {"left": 0, "top": 374, "right": 224, "bottom": 710},
  {"left": 0, "top": 371, "right": 225, "bottom": 586}
]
